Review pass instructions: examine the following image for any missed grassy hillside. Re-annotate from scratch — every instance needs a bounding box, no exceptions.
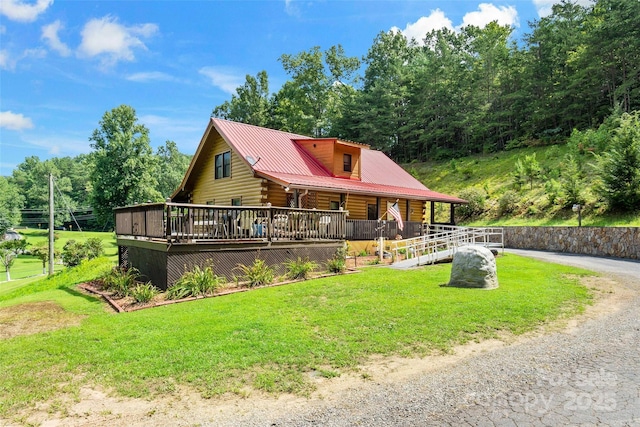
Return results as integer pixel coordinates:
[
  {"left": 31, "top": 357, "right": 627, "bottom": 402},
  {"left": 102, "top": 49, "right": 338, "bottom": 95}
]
[
  {"left": 407, "top": 145, "right": 640, "bottom": 226},
  {"left": 0, "top": 230, "right": 117, "bottom": 287}
]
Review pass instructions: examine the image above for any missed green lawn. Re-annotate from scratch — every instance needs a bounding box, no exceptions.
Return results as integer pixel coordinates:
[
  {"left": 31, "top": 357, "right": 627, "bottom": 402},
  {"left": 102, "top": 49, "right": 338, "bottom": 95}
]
[
  {"left": 0, "top": 254, "right": 593, "bottom": 418},
  {"left": 0, "top": 229, "right": 117, "bottom": 287}
]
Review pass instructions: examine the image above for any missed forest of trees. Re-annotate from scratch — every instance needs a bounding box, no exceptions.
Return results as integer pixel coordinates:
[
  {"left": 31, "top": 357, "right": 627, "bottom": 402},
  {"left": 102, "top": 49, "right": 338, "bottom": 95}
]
[
  {"left": 2, "top": 0, "right": 639, "bottom": 232},
  {"left": 214, "top": 0, "right": 639, "bottom": 163}
]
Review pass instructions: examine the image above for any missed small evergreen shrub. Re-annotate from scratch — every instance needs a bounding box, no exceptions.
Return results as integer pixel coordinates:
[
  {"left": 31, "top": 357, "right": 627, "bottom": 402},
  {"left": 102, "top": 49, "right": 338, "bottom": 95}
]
[
  {"left": 284, "top": 257, "right": 317, "bottom": 280},
  {"left": 235, "top": 259, "right": 274, "bottom": 288},
  {"left": 130, "top": 282, "right": 158, "bottom": 304},
  {"left": 544, "top": 179, "right": 562, "bottom": 205}
]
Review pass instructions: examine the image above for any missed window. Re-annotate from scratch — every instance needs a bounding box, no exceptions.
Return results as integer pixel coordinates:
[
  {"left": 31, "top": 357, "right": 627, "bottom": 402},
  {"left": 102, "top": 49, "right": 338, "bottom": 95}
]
[
  {"left": 231, "top": 198, "right": 242, "bottom": 206},
  {"left": 343, "top": 153, "right": 352, "bottom": 172},
  {"left": 215, "top": 151, "right": 231, "bottom": 179},
  {"left": 330, "top": 201, "right": 340, "bottom": 210},
  {"left": 367, "top": 204, "right": 378, "bottom": 220}
]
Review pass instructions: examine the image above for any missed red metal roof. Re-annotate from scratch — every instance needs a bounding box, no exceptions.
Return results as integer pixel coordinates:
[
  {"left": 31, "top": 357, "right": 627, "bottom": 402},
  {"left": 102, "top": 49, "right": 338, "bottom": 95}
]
[{"left": 207, "top": 118, "right": 466, "bottom": 204}]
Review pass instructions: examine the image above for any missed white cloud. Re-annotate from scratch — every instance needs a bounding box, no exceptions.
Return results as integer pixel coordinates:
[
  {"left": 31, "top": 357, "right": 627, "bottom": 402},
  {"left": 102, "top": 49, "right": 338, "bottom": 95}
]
[
  {"left": 0, "top": 111, "right": 35, "bottom": 130},
  {"left": 126, "top": 71, "right": 176, "bottom": 82},
  {"left": 0, "top": 46, "right": 45, "bottom": 71},
  {"left": 0, "top": 0, "right": 52, "bottom": 23},
  {"left": 77, "top": 16, "right": 159, "bottom": 68},
  {"left": 199, "top": 66, "right": 243, "bottom": 94},
  {"left": 284, "top": 0, "right": 300, "bottom": 17},
  {"left": 391, "top": 9, "right": 454, "bottom": 43},
  {"left": 533, "top": 0, "right": 593, "bottom": 18},
  {"left": 21, "top": 134, "right": 91, "bottom": 156},
  {"left": 41, "top": 20, "right": 71, "bottom": 56},
  {"left": 0, "top": 50, "right": 13, "bottom": 70},
  {"left": 461, "top": 3, "right": 519, "bottom": 29}
]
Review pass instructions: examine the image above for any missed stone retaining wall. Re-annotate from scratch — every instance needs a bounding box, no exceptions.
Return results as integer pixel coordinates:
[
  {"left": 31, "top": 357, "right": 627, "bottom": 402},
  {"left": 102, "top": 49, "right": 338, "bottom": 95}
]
[{"left": 503, "top": 226, "right": 640, "bottom": 260}]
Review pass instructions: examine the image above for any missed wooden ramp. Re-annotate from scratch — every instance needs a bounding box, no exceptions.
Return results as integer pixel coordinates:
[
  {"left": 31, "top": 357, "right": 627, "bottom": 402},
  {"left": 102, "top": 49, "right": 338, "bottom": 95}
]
[{"left": 389, "top": 225, "right": 503, "bottom": 269}]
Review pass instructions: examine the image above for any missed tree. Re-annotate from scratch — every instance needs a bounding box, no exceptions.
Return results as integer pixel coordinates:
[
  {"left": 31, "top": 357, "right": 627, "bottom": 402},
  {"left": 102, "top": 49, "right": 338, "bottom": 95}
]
[
  {"left": 596, "top": 111, "right": 640, "bottom": 211},
  {"left": 30, "top": 243, "right": 58, "bottom": 275},
  {"left": 276, "top": 45, "right": 359, "bottom": 137},
  {"left": 212, "top": 71, "right": 272, "bottom": 127},
  {"left": 89, "top": 105, "right": 162, "bottom": 228},
  {"left": 560, "top": 154, "right": 585, "bottom": 206},
  {"left": 0, "top": 239, "right": 27, "bottom": 281},
  {"left": 522, "top": 153, "right": 542, "bottom": 189},
  {"left": 155, "top": 141, "right": 191, "bottom": 198},
  {"left": 0, "top": 177, "right": 23, "bottom": 234},
  {"left": 341, "top": 31, "right": 414, "bottom": 158},
  {"left": 11, "top": 156, "right": 75, "bottom": 227}
]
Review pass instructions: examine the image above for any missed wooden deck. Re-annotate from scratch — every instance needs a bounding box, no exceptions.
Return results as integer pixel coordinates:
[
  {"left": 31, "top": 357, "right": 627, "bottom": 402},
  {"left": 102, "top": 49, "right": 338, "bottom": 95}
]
[{"left": 115, "top": 202, "right": 347, "bottom": 243}]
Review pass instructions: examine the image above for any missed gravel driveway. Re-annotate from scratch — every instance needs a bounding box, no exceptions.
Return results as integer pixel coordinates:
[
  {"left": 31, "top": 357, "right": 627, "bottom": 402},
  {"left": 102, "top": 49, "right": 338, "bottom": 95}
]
[{"left": 211, "top": 250, "right": 640, "bottom": 427}]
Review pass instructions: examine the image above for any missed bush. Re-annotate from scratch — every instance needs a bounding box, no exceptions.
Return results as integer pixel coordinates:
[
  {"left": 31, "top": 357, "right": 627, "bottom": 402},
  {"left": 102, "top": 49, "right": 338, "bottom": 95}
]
[
  {"left": 102, "top": 267, "right": 139, "bottom": 298},
  {"left": 235, "top": 259, "right": 274, "bottom": 288},
  {"left": 284, "top": 257, "right": 317, "bottom": 280},
  {"left": 61, "top": 240, "right": 90, "bottom": 267},
  {"left": 130, "top": 282, "right": 158, "bottom": 304},
  {"left": 560, "top": 154, "right": 585, "bottom": 207},
  {"left": 326, "top": 246, "right": 347, "bottom": 274},
  {"left": 167, "top": 265, "right": 224, "bottom": 299},
  {"left": 457, "top": 187, "right": 486, "bottom": 219},
  {"left": 498, "top": 191, "right": 519, "bottom": 215},
  {"left": 62, "top": 238, "right": 104, "bottom": 267},
  {"left": 85, "top": 238, "right": 104, "bottom": 259},
  {"left": 544, "top": 179, "right": 562, "bottom": 205}
]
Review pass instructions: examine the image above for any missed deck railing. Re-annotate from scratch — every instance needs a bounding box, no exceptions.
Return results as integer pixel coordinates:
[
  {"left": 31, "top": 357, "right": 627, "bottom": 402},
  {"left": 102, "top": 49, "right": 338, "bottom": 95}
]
[
  {"left": 115, "top": 202, "right": 347, "bottom": 243},
  {"left": 346, "top": 220, "right": 424, "bottom": 241}
]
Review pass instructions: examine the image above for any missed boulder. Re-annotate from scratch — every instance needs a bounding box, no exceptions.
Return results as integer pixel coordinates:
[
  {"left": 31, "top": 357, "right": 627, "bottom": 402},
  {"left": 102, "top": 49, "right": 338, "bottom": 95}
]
[{"left": 448, "top": 246, "right": 498, "bottom": 289}]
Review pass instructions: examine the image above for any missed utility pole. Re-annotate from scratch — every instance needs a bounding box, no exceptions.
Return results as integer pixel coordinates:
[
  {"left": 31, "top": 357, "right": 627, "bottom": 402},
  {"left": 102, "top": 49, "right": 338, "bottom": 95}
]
[{"left": 49, "top": 173, "right": 54, "bottom": 275}]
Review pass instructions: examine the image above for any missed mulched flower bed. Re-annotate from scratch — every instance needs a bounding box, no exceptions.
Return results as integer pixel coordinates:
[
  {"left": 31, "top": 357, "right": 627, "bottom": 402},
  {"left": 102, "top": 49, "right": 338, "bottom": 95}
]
[{"left": 78, "top": 269, "right": 360, "bottom": 313}]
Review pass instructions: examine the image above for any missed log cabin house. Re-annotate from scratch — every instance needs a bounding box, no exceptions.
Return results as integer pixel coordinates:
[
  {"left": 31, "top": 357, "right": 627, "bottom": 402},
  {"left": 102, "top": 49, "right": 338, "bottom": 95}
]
[{"left": 115, "top": 118, "right": 466, "bottom": 288}]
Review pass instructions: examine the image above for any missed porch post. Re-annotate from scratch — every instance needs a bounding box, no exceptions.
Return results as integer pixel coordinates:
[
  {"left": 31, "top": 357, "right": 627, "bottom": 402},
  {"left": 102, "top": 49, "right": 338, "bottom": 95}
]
[
  {"left": 430, "top": 201, "right": 435, "bottom": 224},
  {"left": 450, "top": 204, "right": 455, "bottom": 225}
]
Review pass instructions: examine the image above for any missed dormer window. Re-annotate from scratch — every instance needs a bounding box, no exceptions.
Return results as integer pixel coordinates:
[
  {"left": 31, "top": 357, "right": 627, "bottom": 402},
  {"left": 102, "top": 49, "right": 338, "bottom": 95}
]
[{"left": 343, "top": 154, "right": 352, "bottom": 172}]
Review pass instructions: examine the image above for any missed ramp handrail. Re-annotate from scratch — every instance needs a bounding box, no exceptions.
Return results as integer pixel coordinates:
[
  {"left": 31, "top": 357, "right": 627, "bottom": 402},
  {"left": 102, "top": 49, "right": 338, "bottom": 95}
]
[{"left": 390, "top": 225, "right": 503, "bottom": 266}]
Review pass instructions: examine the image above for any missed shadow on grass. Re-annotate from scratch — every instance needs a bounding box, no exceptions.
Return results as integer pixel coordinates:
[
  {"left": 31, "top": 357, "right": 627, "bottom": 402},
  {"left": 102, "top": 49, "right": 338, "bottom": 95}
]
[{"left": 61, "top": 285, "right": 101, "bottom": 304}]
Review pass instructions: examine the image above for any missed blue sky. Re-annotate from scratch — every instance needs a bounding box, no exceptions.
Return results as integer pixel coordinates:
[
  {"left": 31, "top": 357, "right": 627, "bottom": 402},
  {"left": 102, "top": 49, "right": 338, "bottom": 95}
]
[{"left": 0, "top": 0, "right": 586, "bottom": 176}]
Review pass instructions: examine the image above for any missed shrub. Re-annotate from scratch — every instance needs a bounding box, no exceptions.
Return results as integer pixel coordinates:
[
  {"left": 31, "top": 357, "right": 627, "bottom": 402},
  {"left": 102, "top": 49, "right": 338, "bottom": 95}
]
[
  {"left": 102, "top": 267, "right": 139, "bottom": 298},
  {"left": 62, "top": 240, "right": 89, "bottom": 267},
  {"left": 130, "top": 282, "right": 159, "bottom": 304},
  {"left": 235, "top": 259, "right": 274, "bottom": 288},
  {"left": 498, "top": 191, "right": 519, "bottom": 215},
  {"left": 457, "top": 187, "right": 486, "bottom": 219},
  {"left": 284, "top": 257, "right": 317, "bottom": 280},
  {"left": 167, "top": 265, "right": 224, "bottom": 299},
  {"left": 544, "top": 179, "right": 562, "bottom": 205},
  {"left": 560, "top": 154, "right": 585, "bottom": 207},
  {"left": 85, "top": 238, "right": 104, "bottom": 259},
  {"left": 326, "top": 246, "right": 347, "bottom": 274},
  {"left": 62, "top": 238, "right": 104, "bottom": 267}
]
